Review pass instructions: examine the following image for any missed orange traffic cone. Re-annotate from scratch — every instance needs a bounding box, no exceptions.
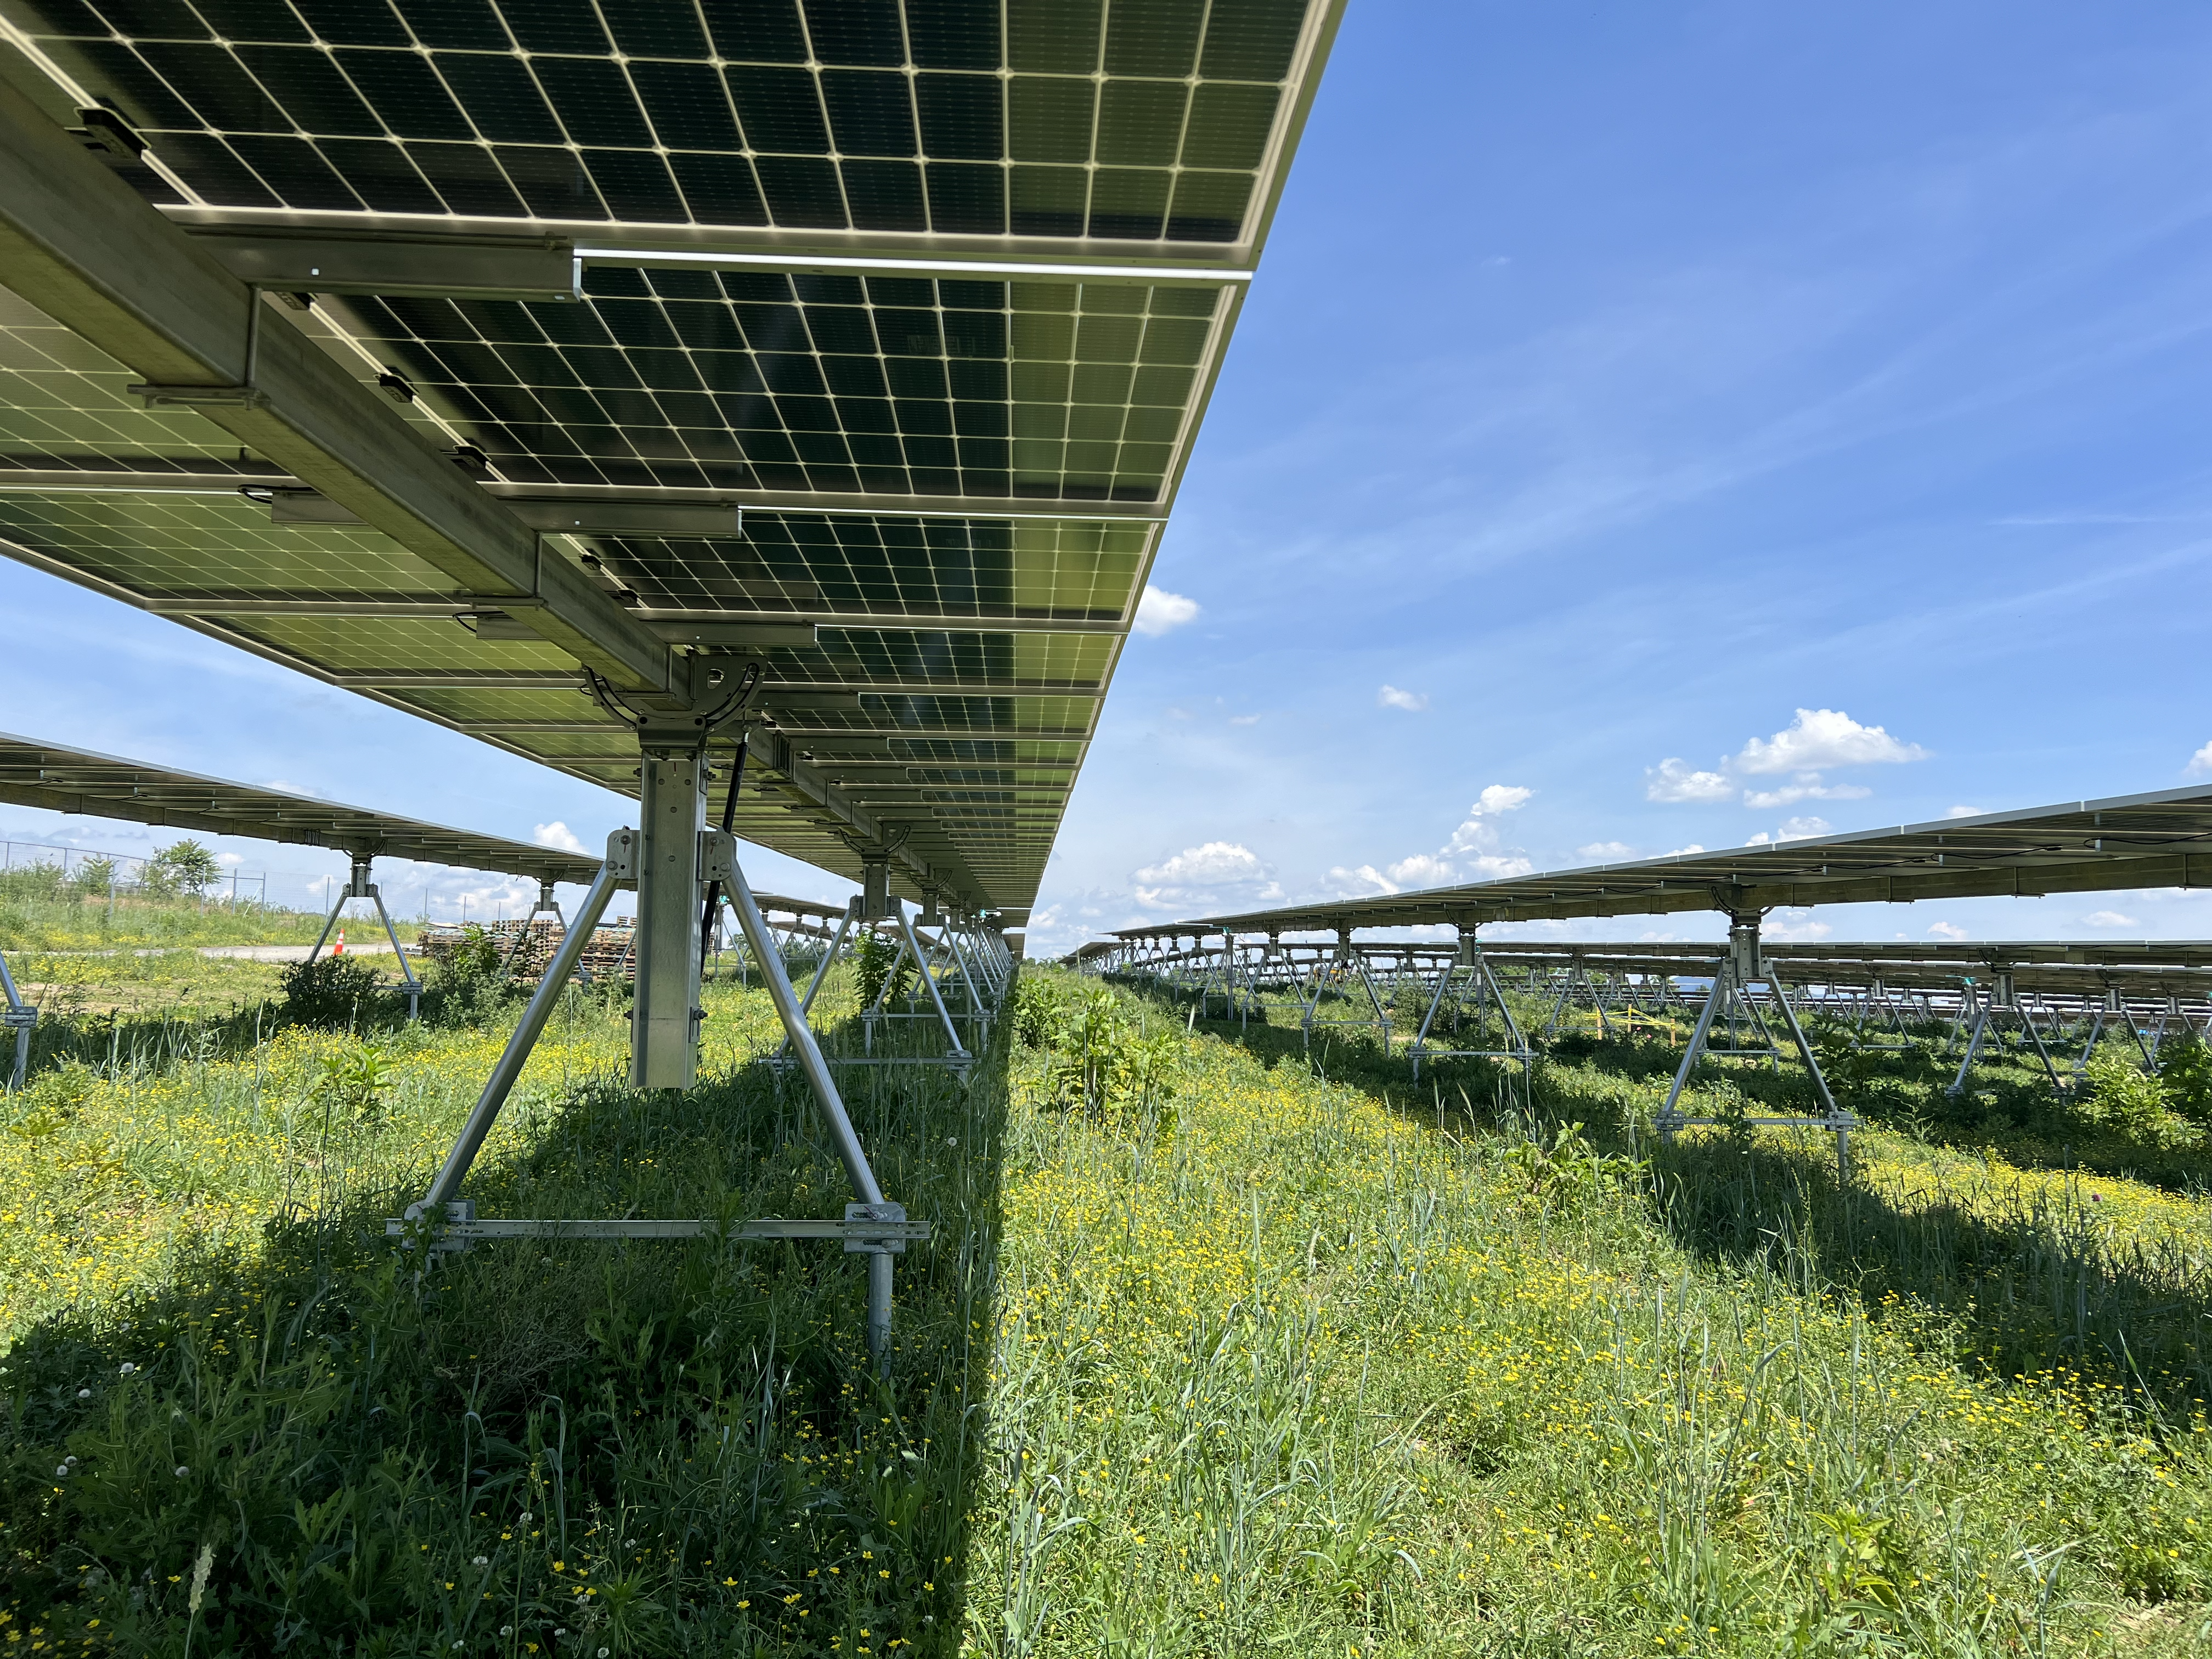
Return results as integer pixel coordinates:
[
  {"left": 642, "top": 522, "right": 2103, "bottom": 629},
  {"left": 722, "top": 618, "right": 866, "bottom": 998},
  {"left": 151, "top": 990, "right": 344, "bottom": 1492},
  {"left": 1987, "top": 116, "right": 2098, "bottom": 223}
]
[{"left": 334, "top": 928, "right": 346, "bottom": 956}]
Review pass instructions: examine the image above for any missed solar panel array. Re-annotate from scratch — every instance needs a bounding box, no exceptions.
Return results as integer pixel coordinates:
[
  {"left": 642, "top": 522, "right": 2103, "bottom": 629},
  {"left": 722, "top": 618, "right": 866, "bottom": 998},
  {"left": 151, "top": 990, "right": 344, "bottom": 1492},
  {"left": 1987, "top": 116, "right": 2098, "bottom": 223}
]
[
  {"left": 1109, "top": 786, "right": 2212, "bottom": 936},
  {"left": 0, "top": 728, "right": 602, "bottom": 881},
  {"left": 0, "top": 0, "right": 1342, "bottom": 911}
]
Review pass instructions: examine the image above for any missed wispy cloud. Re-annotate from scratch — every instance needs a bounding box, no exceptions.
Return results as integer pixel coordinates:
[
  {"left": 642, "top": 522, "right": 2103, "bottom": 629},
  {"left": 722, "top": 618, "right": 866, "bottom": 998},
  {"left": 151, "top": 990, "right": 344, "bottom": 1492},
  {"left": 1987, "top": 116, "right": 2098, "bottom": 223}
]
[
  {"left": 1376, "top": 684, "right": 1429, "bottom": 712},
  {"left": 2081, "top": 909, "right": 2141, "bottom": 928},
  {"left": 1577, "top": 840, "right": 1634, "bottom": 860},
  {"left": 1741, "top": 781, "right": 1871, "bottom": 810},
  {"left": 1927, "top": 920, "right": 1970, "bottom": 939}
]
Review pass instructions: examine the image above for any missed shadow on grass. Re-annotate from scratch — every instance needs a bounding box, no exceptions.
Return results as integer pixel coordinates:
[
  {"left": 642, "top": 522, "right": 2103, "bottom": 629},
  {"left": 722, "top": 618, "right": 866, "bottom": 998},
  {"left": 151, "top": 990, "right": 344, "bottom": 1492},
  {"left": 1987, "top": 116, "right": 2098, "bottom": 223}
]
[
  {"left": 1137, "top": 985, "right": 2212, "bottom": 1422},
  {"left": 1, "top": 997, "right": 1005, "bottom": 1657}
]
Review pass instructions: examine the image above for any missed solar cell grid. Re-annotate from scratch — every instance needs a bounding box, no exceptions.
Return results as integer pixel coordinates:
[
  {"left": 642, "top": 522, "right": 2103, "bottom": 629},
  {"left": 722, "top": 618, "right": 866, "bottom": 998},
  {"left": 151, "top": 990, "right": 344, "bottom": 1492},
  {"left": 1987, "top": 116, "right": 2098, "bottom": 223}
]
[
  {"left": 0, "top": 489, "right": 455, "bottom": 596},
  {"left": 597, "top": 514, "right": 1143, "bottom": 619},
  {"left": 317, "top": 275, "right": 1217, "bottom": 500},
  {"left": 0, "top": 0, "right": 1339, "bottom": 909},
  {"left": 4, "top": 0, "right": 1301, "bottom": 242}
]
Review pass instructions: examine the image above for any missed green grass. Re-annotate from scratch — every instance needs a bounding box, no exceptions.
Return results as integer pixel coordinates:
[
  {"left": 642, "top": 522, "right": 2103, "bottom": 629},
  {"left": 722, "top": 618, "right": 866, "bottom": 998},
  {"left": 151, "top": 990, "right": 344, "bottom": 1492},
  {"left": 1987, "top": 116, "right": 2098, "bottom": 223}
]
[
  {"left": 0, "top": 863, "right": 374, "bottom": 953},
  {"left": 1, "top": 967, "right": 2209, "bottom": 1654}
]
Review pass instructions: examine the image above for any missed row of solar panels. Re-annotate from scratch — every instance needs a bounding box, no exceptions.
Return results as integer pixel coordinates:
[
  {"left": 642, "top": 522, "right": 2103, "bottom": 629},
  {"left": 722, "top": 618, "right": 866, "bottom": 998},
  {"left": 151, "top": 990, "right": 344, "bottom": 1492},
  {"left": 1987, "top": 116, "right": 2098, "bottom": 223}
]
[{"left": 0, "top": 0, "right": 1347, "bottom": 912}]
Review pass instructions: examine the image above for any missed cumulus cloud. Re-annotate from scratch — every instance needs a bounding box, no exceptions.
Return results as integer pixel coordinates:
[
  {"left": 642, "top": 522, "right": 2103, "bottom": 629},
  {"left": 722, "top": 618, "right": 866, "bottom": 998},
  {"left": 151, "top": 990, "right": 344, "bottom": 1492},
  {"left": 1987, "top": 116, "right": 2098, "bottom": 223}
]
[
  {"left": 1377, "top": 685, "right": 1429, "bottom": 712},
  {"left": 1577, "top": 840, "right": 1635, "bottom": 860},
  {"left": 1646, "top": 758, "right": 1733, "bottom": 803},
  {"left": 1385, "top": 853, "right": 1457, "bottom": 888},
  {"left": 1649, "top": 708, "right": 1930, "bottom": 814},
  {"left": 1327, "top": 864, "right": 1399, "bottom": 897},
  {"left": 1129, "top": 840, "right": 1279, "bottom": 912},
  {"left": 1944, "top": 805, "right": 1986, "bottom": 819},
  {"left": 1663, "top": 844, "right": 1706, "bottom": 856},
  {"left": 1764, "top": 916, "right": 1833, "bottom": 943},
  {"left": 2081, "top": 910, "right": 2141, "bottom": 928},
  {"left": 1132, "top": 585, "right": 1200, "bottom": 636},
  {"left": 1469, "top": 784, "right": 1534, "bottom": 817},
  {"left": 1133, "top": 841, "right": 1266, "bottom": 887},
  {"left": 1319, "top": 784, "right": 1536, "bottom": 899},
  {"left": 1731, "top": 708, "right": 1929, "bottom": 775},
  {"left": 1743, "top": 816, "right": 1833, "bottom": 845},
  {"left": 1926, "top": 921, "right": 1969, "bottom": 940},
  {"left": 532, "top": 820, "right": 586, "bottom": 853},
  {"left": 1464, "top": 853, "right": 1534, "bottom": 879},
  {"left": 2188, "top": 741, "right": 2212, "bottom": 777}
]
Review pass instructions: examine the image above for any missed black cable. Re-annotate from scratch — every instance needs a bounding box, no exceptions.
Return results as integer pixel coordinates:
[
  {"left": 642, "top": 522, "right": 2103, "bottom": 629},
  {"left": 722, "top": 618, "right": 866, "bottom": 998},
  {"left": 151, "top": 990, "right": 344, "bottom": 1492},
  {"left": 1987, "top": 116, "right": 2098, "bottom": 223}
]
[{"left": 699, "top": 735, "right": 748, "bottom": 970}]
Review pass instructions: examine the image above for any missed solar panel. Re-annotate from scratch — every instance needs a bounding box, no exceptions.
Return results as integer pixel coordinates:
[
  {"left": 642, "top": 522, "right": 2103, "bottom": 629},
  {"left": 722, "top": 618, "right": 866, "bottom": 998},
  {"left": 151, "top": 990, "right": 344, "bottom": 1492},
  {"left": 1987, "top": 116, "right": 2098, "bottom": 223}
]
[
  {"left": 0, "top": 727, "right": 601, "bottom": 882},
  {"left": 1109, "top": 785, "right": 2212, "bottom": 938},
  {"left": 0, "top": 0, "right": 1344, "bottom": 910}
]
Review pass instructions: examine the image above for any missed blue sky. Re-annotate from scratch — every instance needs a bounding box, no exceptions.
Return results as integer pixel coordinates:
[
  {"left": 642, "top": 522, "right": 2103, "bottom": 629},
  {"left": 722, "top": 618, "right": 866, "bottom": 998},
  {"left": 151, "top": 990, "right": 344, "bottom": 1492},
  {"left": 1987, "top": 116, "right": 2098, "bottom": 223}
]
[{"left": 10, "top": 1, "right": 2212, "bottom": 949}]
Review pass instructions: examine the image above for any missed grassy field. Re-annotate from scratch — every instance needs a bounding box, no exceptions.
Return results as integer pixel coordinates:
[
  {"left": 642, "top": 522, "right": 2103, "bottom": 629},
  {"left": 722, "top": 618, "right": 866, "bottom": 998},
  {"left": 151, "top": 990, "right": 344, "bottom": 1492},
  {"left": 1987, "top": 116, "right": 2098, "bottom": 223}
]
[
  {"left": 0, "top": 862, "right": 370, "bottom": 954},
  {"left": 1, "top": 964, "right": 2209, "bottom": 1654}
]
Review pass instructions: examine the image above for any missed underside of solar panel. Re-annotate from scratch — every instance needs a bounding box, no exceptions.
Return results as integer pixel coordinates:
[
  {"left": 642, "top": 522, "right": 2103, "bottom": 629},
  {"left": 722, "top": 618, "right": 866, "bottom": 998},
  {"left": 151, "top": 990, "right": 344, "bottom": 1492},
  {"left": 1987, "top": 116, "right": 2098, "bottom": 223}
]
[{"left": 0, "top": 0, "right": 1345, "bottom": 915}]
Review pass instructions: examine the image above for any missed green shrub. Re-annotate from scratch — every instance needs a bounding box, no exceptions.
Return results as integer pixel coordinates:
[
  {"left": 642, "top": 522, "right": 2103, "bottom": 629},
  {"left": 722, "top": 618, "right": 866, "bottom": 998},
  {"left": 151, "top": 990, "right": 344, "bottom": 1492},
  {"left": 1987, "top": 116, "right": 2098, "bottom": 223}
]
[
  {"left": 309, "top": 1042, "right": 392, "bottom": 1123},
  {"left": 2077, "top": 1049, "right": 2200, "bottom": 1149},
  {"left": 854, "top": 925, "right": 915, "bottom": 1010},
  {"left": 417, "top": 924, "right": 518, "bottom": 1029},
  {"left": 276, "top": 954, "right": 388, "bottom": 1031},
  {"left": 2156, "top": 1032, "right": 2212, "bottom": 1125},
  {"left": 1011, "top": 972, "right": 1069, "bottom": 1047}
]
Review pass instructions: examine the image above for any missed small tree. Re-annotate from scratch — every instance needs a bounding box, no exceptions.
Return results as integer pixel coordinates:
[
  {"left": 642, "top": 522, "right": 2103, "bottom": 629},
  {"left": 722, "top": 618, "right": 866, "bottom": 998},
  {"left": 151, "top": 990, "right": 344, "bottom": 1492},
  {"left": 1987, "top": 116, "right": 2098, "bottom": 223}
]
[
  {"left": 67, "top": 855, "right": 117, "bottom": 899},
  {"left": 148, "top": 838, "right": 221, "bottom": 897}
]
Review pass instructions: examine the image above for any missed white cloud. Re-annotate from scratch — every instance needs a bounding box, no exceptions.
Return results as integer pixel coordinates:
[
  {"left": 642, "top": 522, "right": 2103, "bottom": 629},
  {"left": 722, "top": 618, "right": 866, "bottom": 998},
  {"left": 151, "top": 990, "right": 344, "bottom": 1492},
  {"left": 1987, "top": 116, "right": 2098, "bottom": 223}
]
[
  {"left": 263, "top": 778, "right": 334, "bottom": 799},
  {"left": 1926, "top": 921, "right": 1969, "bottom": 940},
  {"left": 1229, "top": 714, "right": 1261, "bottom": 726},
  {"left": 1469, "top": 783, "right": 1533, "bottom": 817},
  {"left": 1377, "top": 684, "right": 1429, "bottom": 712},
  {"left": 1731, "top": 708, "right": 1929, "bottom": 775},
  {"left": 1943, "top": 805, "right": 1985, "bottom": 819},
  {"left": 2187, "top": 742, "right": 2212, "bottom": 778},
  {"left": 1462, "top": 853, "right": 1534, "bottom": 879},
  {"left": 1646, "top": 758, "right": 1733, "bottom": 803},
  {"left": 1327, "top": 863, "right": 1400, "bottom": 897},
  {"left": 1132, "top": 585, "right": 1200, "bottom": 636},
  {"left": 1577, "top": 840, "right": 1635, "bottom": 860},
  {"left": 1443, "top": 785, "right": 1534, "bottom": 857},
  {"left": 2081, "top": 910, "right": 2141, "bottom": 928},
  {"left": 1132, "top": 841, "right": 1266, "bottom": 888},
  {"left": 1764, "top": 916, "right": 1833, "bottom": 943},
  {"left": 1744, "top": 816, "right": 1833, "bottom": 845},
  {"left": 1385, "top": 853, "right": 1455, "bottom": 888},
  {"left": 1740, "top": 778, "right": 1871, "bottom": 810},
  {"left": 532, "top": 820, "right": 586, "bottom": 853},
  {"left": 1663, "top": 844, "right": 1706, "bottom": 856}
]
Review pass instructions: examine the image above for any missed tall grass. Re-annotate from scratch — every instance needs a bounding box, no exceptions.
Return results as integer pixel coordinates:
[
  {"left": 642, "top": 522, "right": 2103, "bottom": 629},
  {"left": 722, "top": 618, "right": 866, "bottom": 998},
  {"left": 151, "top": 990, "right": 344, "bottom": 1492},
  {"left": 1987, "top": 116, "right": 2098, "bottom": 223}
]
[
  {"left": 0, "top": 862, "right": 352, "bottom": 952},
  {"left": 1, "top": 968, "right": 2209, "bottom": 1652}
]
